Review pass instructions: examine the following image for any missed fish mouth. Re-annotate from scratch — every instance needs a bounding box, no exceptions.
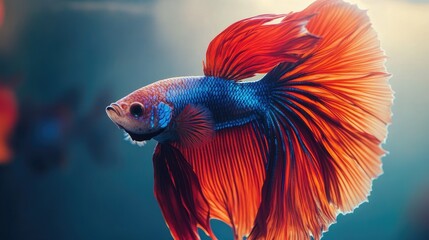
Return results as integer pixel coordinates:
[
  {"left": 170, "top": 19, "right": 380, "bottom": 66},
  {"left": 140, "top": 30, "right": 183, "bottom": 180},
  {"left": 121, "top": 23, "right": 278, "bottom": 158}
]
[
  {"left": 122, "top": 126, "right": 166, "bottom": 142},
  {"left": 106, "top": 103, "right": 165, "bottom": 141},
  {"left": 106, "top": 103, "right": 123, "bottom": 120}
]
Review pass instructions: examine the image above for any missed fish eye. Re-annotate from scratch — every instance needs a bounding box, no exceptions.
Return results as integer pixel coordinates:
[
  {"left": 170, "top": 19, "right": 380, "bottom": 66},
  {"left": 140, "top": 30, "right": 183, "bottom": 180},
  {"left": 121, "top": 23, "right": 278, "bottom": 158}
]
[{"left": 130, "top": 102, "right": 144, "bottom": 118}]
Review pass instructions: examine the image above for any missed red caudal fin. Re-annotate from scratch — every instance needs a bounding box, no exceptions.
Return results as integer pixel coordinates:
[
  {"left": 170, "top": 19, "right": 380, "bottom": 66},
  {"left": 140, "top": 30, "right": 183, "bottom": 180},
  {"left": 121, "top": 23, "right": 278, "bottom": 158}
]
[
  {"left": 203, "top": 13, "right": 319, "bottom": 81},
  {"left": 249, "top": 0, "right": 392, "bottom": 239},
  {"left": 153, "top": 143, "right": 216, "bottom": 240}
]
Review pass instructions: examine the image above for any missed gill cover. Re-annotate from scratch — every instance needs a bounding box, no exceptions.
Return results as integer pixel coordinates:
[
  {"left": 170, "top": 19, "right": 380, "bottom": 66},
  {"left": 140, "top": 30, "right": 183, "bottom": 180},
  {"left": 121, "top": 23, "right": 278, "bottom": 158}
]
[{"left": 156, "top": 102, "right": 172, "bottom": 129}]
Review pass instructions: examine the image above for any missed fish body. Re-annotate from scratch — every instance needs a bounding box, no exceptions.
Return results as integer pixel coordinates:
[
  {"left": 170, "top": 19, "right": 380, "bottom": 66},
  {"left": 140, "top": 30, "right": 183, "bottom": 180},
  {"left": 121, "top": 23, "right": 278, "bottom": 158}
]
[
  {"left": 106, "top": 0, "right": 392, "bottom": 239},
  {"left": 163, "top": 77, "right": 265, "bottom": 130},
  {"left": 122, "top": 76, "right": 266, "bottom": 138}
]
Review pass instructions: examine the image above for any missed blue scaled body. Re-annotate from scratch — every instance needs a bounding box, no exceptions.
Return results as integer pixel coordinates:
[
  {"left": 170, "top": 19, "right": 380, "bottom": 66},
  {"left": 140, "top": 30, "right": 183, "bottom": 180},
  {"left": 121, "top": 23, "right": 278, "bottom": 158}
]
[{"left": 163, "top": 76, "right": 270, "bottom": 131}]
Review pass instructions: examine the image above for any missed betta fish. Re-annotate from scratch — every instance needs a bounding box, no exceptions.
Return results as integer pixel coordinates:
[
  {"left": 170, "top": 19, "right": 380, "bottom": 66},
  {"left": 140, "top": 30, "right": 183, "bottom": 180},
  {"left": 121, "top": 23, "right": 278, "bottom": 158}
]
[
  {"left": 0, "top": 85, "right": 18, "bottom": 164},
  {"left": 106, "top": 0, "right": 392, "bottom": 239}
]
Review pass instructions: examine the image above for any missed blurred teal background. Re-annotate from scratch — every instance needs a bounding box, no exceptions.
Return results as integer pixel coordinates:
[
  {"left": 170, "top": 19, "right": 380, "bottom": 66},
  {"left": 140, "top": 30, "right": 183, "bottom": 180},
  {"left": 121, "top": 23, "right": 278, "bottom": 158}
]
[{"left": 0, "top": 0, "right": 428, "bottom": 239}]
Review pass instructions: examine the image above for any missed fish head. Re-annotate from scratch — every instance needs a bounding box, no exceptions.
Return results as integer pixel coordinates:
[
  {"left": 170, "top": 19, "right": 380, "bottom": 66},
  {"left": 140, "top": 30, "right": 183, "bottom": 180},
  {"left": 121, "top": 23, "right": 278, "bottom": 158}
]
[{"left": 106, "top": 87, "right": 172, "bottom": 144}]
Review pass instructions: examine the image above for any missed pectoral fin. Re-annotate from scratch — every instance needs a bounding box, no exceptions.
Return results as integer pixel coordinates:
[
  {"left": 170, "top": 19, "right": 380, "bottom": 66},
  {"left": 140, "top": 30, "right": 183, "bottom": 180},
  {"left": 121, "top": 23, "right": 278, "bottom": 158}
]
[{"left": 174, "top": 104, "right": 214, "bottom": 147}]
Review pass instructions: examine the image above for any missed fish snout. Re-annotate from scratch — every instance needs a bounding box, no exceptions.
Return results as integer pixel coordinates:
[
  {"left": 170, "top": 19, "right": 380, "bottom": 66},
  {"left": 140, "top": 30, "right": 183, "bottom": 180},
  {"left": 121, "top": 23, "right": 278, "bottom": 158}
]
[{"left": 106, "top": 103, "right": 124, "bottom": 122}]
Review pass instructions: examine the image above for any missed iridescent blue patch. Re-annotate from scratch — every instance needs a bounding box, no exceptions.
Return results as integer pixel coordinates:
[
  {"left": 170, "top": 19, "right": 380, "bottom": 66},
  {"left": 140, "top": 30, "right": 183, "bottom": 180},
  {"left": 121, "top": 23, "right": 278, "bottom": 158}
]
[{"left": 157, "top": 102, "right": 172, "bottom": 128}]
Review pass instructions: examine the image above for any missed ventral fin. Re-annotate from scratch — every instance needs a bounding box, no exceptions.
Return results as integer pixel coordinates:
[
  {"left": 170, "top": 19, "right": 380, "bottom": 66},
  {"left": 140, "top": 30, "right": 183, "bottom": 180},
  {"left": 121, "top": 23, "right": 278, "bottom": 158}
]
[
  {"left": 153, "top": 143, "right": 215, "bottom": 240},
  {"left": 174, "top": 104, "right": 214, "bottom": 147}
]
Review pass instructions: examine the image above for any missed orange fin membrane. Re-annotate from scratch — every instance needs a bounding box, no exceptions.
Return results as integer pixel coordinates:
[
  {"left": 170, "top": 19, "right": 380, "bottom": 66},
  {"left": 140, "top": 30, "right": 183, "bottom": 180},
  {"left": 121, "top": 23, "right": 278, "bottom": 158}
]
[
  {"left": 175, "top": 123, "right": 268, "bottom": 239},
  {"left": 203, "top": 13, "right": 319, "bottom": 81},
  {"left": 153, "top": 143, "right": 215, "bottom": 240},
  {"left": 249, "top": 0, "right": 392, "bottom": 239}
]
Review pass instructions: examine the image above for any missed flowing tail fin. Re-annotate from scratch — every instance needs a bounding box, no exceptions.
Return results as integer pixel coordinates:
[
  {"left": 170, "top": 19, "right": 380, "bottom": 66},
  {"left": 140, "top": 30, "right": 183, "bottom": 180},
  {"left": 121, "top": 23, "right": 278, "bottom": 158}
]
[{"left": 250, "top": 0, "right": 392, "bottom": 239}]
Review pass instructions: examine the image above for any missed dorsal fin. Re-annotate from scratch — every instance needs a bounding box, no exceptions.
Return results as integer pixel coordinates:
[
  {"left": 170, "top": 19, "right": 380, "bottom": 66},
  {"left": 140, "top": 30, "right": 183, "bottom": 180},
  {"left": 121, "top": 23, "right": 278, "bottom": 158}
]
[{"left": 203, "top": 13, "right": 320, "bottom": 81}]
